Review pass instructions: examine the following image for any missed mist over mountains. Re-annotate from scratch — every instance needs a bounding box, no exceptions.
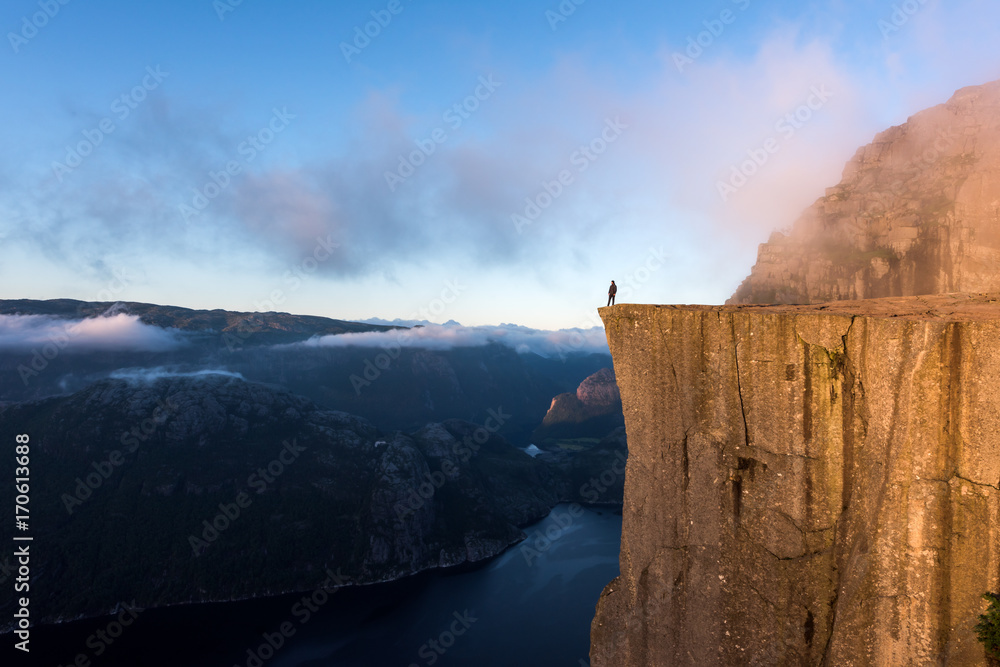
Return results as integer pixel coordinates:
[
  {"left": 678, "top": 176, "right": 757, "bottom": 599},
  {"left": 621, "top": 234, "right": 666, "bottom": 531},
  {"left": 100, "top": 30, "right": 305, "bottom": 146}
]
[
  {"left": 0, "top": 298, "right": 625, "bottom": 630},
  {"left": 296, "top": 322, "right": 609, "bottom": 357},
  {"left": 0, "top": 312, "right": 188, "bottom": 352},
  {"left": 0, "top": 299, "right": 614, "bottom": 441},
  {"left": 0, "top": 300, "right": 608, "bottom": 357}
]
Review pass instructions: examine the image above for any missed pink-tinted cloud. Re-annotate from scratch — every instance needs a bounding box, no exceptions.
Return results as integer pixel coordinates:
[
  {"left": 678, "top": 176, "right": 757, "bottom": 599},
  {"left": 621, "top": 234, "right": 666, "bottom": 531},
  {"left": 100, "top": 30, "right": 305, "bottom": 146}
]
[{"left": 0, "top": 314, "right": 187, "bottom": 351}]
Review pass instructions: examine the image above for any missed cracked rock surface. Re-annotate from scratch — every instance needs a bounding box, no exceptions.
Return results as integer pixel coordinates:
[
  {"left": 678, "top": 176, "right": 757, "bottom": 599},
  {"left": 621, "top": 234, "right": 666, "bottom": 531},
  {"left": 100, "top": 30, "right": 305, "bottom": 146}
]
[{"left": 592, "top": 296, "right": 1000, "bottom": 666}]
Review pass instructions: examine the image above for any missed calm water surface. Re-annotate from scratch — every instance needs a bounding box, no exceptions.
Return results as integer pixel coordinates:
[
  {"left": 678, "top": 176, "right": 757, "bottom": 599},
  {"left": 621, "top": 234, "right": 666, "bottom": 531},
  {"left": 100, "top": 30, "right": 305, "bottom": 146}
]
[{"left": 21, "top": 504, "right": 621, "bottom": 667}]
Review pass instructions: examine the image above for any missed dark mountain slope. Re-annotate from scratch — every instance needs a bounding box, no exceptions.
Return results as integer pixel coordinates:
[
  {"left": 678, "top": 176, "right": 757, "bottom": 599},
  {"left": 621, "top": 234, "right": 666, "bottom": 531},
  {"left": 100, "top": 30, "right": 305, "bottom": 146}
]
[
  {"left": 0, "top": 375, "right": 560, "bottom": 627},
  {"left": 0, "top": 298, "right": 396, "bottom": 344}
]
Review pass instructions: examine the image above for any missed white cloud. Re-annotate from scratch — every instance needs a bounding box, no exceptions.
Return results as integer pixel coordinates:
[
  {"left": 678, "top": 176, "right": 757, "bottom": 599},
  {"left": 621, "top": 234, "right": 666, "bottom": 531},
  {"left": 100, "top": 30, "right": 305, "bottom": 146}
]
[
  {"left": 295, "top": 323, "right": 610, "bottom": 357},
  {"left": 7, "top": 0, "right": 1000, "bottom": 322},
  {"left": 0, "top": 314, "right": 188, "bottom": 352}
]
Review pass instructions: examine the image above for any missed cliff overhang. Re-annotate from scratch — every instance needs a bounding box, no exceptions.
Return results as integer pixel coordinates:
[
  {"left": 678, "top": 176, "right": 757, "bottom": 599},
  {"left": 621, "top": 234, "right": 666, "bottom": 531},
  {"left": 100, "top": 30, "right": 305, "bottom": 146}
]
[{"left": 592, "top": 294, "right": 1000, "bottom": 665}]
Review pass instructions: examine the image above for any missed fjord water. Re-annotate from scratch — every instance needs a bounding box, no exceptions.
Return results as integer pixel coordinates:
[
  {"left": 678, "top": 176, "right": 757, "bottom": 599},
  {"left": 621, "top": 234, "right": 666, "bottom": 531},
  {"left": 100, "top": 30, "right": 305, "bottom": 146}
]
[{"left": 29, "top": 505, "right": 621, "bottom": 667}]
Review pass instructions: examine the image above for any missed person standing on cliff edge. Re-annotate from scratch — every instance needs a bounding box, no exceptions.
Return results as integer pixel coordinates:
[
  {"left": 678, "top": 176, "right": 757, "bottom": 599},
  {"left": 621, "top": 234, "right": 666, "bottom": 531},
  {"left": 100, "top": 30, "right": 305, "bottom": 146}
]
[{"left": 607, "top": 280, "right": 617, "bottom": 306}]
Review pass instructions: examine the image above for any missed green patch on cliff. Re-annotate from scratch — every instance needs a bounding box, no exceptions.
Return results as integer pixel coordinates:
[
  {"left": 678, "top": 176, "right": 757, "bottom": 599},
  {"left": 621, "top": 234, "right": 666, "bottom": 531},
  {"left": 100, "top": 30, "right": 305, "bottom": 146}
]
[
  {"left": 825, "top": 348, "right": 848, "bottom": 378},
  {"left": 975, "top": 592, "right": 1000, "bottom": 661}
]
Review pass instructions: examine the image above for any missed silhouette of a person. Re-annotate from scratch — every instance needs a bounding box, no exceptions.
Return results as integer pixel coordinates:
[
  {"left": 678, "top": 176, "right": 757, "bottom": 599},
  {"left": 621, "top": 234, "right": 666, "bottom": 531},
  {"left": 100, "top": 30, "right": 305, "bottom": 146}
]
[{"left": 607, "top": 281, "right": 617, "bottom": 306}]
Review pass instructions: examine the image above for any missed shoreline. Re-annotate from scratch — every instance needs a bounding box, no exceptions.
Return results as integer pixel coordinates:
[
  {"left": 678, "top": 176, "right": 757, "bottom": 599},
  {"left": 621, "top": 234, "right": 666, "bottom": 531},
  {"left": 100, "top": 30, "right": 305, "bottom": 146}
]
[{"left": 1, "top": 501, "right": 623, "bottom": 636}]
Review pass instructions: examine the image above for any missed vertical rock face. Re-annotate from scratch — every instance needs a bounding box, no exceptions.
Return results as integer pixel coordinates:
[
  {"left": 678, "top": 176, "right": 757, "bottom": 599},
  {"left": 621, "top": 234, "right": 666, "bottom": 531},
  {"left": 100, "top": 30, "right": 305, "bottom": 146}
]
[
  {"left": 592, "top": 297, "right": 1000, "bottom": 666},
  {"left": 729, "top": 80, "right": 1000, "bottom": 305}
]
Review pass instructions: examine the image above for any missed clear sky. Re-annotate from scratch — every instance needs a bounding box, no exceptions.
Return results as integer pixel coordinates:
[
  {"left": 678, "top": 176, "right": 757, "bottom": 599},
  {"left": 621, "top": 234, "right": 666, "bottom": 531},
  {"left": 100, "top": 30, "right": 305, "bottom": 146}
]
[{"left": 2, "top": 0, "right": 999, "bottom": 329}]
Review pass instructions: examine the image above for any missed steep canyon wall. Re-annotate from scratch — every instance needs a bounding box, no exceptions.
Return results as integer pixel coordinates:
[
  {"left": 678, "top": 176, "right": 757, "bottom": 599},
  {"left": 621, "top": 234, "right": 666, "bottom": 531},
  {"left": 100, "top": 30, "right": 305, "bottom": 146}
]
[{"left": 592, "top": 297, "right": 1000, "bottom": 665}]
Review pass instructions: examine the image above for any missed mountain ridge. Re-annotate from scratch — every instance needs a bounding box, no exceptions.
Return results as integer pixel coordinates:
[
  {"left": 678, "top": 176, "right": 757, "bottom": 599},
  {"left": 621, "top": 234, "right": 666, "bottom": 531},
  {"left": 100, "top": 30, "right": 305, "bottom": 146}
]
[{"left": 0, "top": 298, "right": 398, "bottom": 344}]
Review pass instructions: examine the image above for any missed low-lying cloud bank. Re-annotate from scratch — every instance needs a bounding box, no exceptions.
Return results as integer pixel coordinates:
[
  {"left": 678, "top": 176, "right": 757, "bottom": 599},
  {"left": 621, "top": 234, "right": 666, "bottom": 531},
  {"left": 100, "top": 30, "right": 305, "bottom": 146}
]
[
  {"left": 296, "top": 323, "right": 610, "bottom": 357},
  {"left": 0, "top": 313, "right": 610, "bottom": 357},
  {"left": 109, "top": 368, "right": 245, "bottom": 383},
  {"left": 0, "top": 314, "right": 188, "bottom": 352}
]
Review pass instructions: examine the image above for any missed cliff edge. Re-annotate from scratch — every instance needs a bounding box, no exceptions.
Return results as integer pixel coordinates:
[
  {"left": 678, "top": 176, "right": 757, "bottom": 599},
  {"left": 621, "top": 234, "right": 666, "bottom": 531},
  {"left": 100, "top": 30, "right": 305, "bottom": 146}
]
[
  {"left": 729, "top": 80, "right": 1000, "bottom": 305},
  {"left": 592, "top": 296, "right": 1000, "bottom": 665}
]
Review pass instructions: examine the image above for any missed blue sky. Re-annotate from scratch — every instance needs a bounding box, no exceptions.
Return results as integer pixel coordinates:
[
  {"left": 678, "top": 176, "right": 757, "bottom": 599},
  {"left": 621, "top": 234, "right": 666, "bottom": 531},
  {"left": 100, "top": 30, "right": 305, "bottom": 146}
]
[{"left": 2, "top": 0, "right": 999, "bottom": 329}]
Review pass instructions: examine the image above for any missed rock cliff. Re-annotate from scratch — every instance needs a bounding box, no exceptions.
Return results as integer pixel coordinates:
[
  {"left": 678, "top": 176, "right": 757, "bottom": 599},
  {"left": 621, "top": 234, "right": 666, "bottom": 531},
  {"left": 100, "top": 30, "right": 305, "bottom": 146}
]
[
  {"left": 730, "top": 80, "right": 1000, "bottom": 305},
  {"left": 592, "top": 296, "right": 1000, "bottom": 666},
  {"left": 533, "top": 367, "right": 625, "bottom": 444}
]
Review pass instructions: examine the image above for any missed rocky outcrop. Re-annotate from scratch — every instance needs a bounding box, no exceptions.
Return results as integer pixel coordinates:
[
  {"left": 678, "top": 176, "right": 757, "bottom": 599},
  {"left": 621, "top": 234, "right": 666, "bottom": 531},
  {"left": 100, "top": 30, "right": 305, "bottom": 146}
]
[
  {"left": 534, "top": 367, "right": 625, "bottom": 444},
  {"left": 592, "top": 297, "right": 1000, "bottom": 666},
  {"left": 576, "top": 367, "right": 621, "bottom": 408},
  {"left": 730, "top": 80, "right": 1000, "bottom": 305}
]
